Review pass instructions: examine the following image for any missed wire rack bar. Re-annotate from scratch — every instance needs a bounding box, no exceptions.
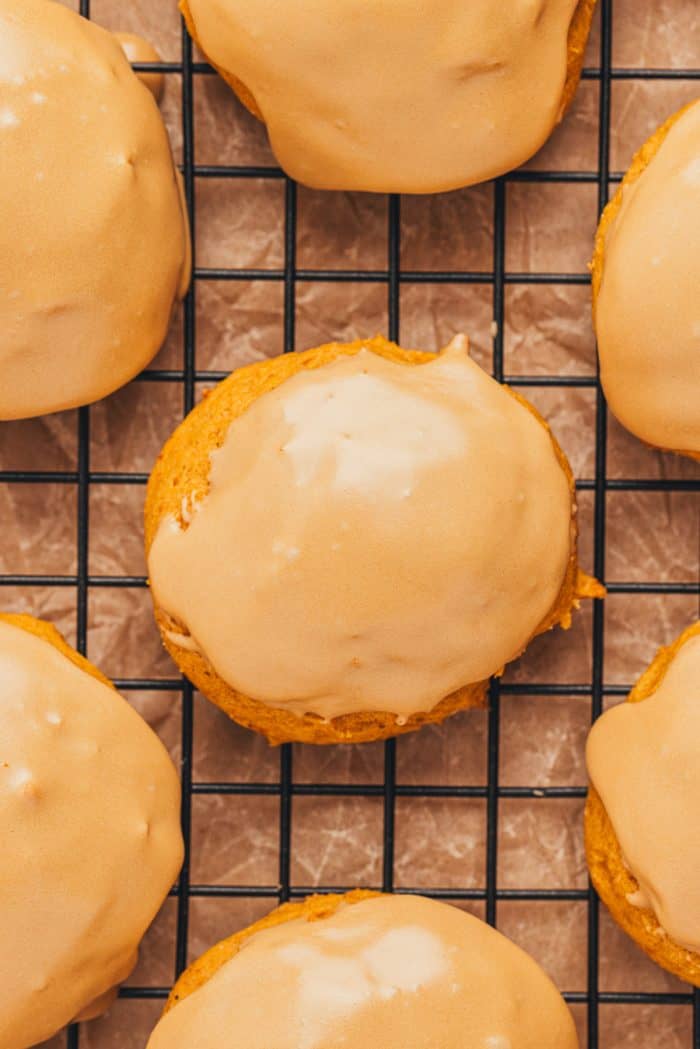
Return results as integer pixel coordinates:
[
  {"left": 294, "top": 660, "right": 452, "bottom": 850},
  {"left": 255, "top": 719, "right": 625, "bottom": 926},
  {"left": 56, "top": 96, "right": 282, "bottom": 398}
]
[
  {"left": 588, "top": 2, "right": 614, "bottom": 1041},
  {"left": 137, "top": 59, "right": 700, "bottom": 81}
]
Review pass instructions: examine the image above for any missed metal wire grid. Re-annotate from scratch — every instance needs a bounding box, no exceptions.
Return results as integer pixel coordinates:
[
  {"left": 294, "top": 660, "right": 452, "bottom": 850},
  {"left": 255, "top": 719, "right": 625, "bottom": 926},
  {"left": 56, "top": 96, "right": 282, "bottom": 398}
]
[{"left": 0, "top": 0, "right": 698, "bottom": 1045}]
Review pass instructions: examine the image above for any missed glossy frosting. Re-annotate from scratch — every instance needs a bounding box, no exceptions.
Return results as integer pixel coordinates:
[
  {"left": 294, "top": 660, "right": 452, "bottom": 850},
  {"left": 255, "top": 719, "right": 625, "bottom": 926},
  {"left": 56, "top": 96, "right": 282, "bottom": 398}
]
[
  {"left": 596, "top": 100, "right": 700, "bottom": 454},
  {"left": 184, "top": 0, "right": 581, "bottom": 193},
  {"left": 148, "top": 337, "right": 573, "bottom": 720},
  {"left": 587, "top": 634, "right": 700, "bottom": 952},
  {"left": 146, "top": 894, "right": 578, "bottom": 1049},
  {"left": 0, "top": 0, "right": 190, "bottom": 420},
  {"left": 0, "top": 620, "right": 184, "bottom": 1049}
]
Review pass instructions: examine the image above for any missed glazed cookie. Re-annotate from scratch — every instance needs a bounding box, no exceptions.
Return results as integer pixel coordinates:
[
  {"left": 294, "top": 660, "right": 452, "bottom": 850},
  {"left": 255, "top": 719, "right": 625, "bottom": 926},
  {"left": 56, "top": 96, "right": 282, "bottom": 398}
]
[
  {"left": 585, "top": 621, "right": 700, "bottom": 985},
  {"left": 146, "top": 892, "right": 578, "bottom": 1048},
  {"left": 145, "top": 335, "right": 602, "bottom": 745},
  {"left": 0, "top": 0, "right": 191, "bottom": 420},
  {"left": 180, "top": 0, "right": 597, "bottom": 193},
  {"left": 0, "top": 613, "right": 184, "bottom": 1048},
  {"left": 592, "top": 100, "right": 700, "bottom": 459}
]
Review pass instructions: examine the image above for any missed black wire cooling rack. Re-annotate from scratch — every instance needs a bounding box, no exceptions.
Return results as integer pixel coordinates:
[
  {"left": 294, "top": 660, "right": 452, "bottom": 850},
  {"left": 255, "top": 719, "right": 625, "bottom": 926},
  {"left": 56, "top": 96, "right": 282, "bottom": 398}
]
[{"left": 1, "top": 1, "right": 699, "bottom": 1046}]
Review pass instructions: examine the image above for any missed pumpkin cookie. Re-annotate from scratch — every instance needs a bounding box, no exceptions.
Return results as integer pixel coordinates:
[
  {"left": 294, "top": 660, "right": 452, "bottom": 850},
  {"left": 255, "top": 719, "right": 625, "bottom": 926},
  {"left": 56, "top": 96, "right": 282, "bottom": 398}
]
[
  {"left": 180, "top": 0, "right": 596, "bottom": 193},
  {"left": 147, "top": 891, "right": 578, "bottom": 1048},
  {"left": 0, "top": 613, "right": 183, "bottom": 1048},
  {"left": 0, "top": 0, "right": 190, "bottom": 420},
  {"left": 146, "top": 334, "right": 602, "bottom": 744},
  {"left": 586, "top": 621, "right": 700, "bottom": 985},
  {"left": 592, "top": 99, "right": 700, "bottom": 460}
]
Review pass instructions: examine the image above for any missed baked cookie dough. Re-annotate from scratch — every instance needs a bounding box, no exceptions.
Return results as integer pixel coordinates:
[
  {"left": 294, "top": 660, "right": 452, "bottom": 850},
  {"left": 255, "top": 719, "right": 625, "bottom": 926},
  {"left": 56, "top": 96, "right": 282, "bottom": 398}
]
[
  {"left": 147, "top": 891, "right": 578, "bottom": 1048},
  {"left": 146, "top": 334, "right": 602, "bottom": 744},
  {"left": 585, "top": 621, "right": 700, "bottom": 985},
  {"left": 180, "top": 0, "right": 597, "bottom": 193},
  {"left": 592, "top": 100, "right": 700, "bottom": 459},
  {"left": 0, "top": 0, "right": 190, "bottom": 420},
  {"left": 0, "top": 613, "right": 184, "bottom": 1048}
]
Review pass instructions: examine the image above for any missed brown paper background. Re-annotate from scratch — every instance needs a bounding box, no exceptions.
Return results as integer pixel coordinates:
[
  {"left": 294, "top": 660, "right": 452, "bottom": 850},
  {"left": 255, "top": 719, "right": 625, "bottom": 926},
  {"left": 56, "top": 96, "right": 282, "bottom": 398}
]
[{"left": 2, "top": 1, "right": 698, "bottom": 1046}]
